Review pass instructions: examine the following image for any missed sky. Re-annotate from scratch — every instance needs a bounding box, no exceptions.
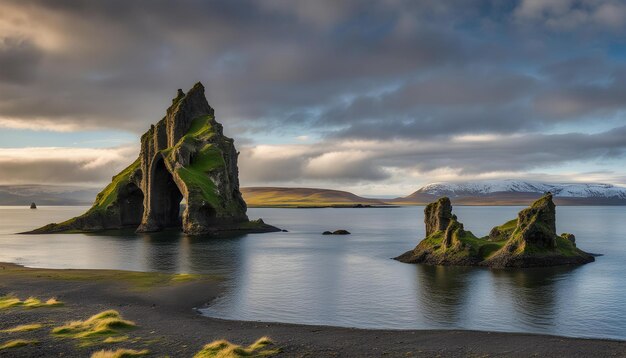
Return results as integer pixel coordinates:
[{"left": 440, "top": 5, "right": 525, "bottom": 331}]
[{"left": 1, "top": 0, "right": 626, "bottom": 196}]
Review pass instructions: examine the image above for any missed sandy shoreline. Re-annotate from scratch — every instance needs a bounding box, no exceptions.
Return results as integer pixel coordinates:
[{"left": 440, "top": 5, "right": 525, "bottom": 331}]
[{"left": 0, "top": 262, "right": 624, "bottom": 357}]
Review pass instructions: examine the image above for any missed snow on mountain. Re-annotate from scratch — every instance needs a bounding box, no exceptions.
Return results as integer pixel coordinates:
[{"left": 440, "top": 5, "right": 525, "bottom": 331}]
[{"left": 417, "top": 180, "right": 626, "bottom": 199}]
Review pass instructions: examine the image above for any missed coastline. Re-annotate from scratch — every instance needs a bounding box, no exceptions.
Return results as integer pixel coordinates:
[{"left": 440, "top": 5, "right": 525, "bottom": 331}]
[{"left": 0, "top": 263, "right": 624, "bottom": 357}]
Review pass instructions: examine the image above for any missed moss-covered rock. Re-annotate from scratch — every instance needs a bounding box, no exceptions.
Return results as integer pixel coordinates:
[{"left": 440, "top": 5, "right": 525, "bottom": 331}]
[
  {"left": 27, "top": 83, "right": 279, "bottom": 235},
  {"left": 424, "top": 197, "right": 453, "bottom": 237},
  {"left": 396, "top": 193, "right": 595, "bottom": 268}
]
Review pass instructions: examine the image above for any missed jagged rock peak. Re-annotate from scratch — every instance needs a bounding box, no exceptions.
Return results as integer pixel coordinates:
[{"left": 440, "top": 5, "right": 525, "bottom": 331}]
[
  {"left": 165, "top": 81, "right": 214, "bottom": 148},
  {"left": 424, "top": 196, "right": 452, "bottom": 237},
  {"left": 515, "top": 192, "right": 557, "bottom": 249},
  {"left": 173, "top": 89, "right": 185, "bottom": 103}
]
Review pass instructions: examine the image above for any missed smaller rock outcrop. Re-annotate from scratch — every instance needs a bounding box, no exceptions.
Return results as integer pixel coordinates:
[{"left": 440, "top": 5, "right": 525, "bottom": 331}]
[
  {"left": 30, "top": 202, "right": 37, "bottom": 209},
  {"left": 322, "top": 230, "right": 351, "bottom": 235},
  {"left": 561, "top": 233, "right": 576, "bottom": 246},
  {"left": 395, "top": 193, "right": 595, "bottom": 268}
]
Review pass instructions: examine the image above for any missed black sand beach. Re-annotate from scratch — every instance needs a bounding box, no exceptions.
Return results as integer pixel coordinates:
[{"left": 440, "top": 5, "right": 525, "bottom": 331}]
[{"left": 0, "top": 262, "right": 624, "bottom": 357}]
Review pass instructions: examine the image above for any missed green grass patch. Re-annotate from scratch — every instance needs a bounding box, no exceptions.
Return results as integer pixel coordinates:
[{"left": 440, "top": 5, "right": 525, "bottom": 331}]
[
  {"left": 176, "top": 144, "right": 225, "bottom": 207},
  {"left": 478, "top": 243, "right": 504, "bottom": 258},
  {"left": 186, "top": 115, "right": 216, "bottom": 138},
  {"left": 194, "top": 336, "right": 280, "bottom": 358},
  {"left": 0, "top": 264, "right": 215, "bottom": 292},
  {"left": 553, "top": 236, "right": 580, "bottom": 256},
  {"left": 0, "top": 323, "right": 44, "bottom": 333},
  {"left": 498, "top": 219, "right": 518, "bottom": 232},
  {"left": 417, "top": 224, "right": 507, "bottom": 261},
  {"left": 0, "top": 339, "right": 38, "bottom": 350},
  {"left": 52, "top": 310, "right": 135, "bottom": 340},
  {"left": 91, "top": 159, "right": 141, "bottom": 211},
  {"left": 0, "top": 295, "right": 62, "bottom": 309},
  {"left": 91, "top": 348, "right": 150, "bottom": 358}
]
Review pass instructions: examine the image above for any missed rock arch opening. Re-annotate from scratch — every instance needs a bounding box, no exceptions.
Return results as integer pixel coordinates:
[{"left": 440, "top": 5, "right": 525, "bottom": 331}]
[
  {"left": 119, "top": 182, "right": 144, "bottom": 226},
  {"left": 149, "top": 156, "right": 184, "bottom": 229}
]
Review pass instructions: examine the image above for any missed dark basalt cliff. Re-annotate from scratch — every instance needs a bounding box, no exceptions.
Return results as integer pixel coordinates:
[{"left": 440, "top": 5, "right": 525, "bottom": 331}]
[
  {"left": 28, "top": 82, "right": 278, "bottom": 235},
  {"left": 395, "top": 193, "right": 595, "bottom": 268}
]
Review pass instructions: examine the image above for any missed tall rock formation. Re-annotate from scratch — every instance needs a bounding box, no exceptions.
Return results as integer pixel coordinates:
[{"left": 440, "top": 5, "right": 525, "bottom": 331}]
[
  {"left": 396, "top": 193, "right": 595, "bottom": 268},
  {"left": 424, "top": 197, "right": 452, "bottom": 237},
  {"left": 28, "top": 83, "right": 278, "bottom": 235}
]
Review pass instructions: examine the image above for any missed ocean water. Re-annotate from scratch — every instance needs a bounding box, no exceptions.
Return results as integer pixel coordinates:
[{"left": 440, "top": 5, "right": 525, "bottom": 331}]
[{"left": 0, "top": 205, "right": 625, "bottom": 340}]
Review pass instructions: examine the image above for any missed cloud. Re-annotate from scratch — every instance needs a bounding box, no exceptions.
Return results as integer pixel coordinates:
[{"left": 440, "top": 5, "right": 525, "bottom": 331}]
[
  {"left": 0, "top": 0, "right": 625, "bottom": 192},
  {"left": 0, "top": 146, "right": 138, "bottom": 185},
  {"left": 238, "top": 126, "right": 626, "bottom": 191},
  {"left": 304, "top": 150, "right": 389, "bottom": 180},
  {"left": 514, "top": 0, "right": 626, "bottom": 31},
  {"left": 0, "top": 38, "right": 42, "bottom": 83}
]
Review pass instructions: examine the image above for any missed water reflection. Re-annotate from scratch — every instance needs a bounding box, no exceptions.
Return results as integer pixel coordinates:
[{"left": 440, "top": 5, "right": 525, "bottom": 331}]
[
  {"left": 414, "top": 265, "right": 476, "bottom": 326},
  {"left": 491, "top": 266, "right": 576, "bottom": 331},
  {"left": 2, "top": 206, "right": 626, "bottom": 339}
]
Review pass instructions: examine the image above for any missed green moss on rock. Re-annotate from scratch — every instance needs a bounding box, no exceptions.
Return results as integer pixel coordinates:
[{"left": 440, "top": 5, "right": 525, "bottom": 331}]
[
  {"left": 91, "top": 159, "right": 141, "bottom": 211},
  {"left": 396, "top": 193, "right": 595, "bottom": 268},
  {"left": 27, "top": 83, "right": 279, "bottom": 235}
]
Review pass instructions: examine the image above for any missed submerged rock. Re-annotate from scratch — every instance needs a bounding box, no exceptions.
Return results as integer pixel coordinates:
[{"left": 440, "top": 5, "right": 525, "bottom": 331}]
[
  {"left": 395, "top": 193, "right": 595, "bottom": 268},
  {"left": 27, "top": 83, "right": 279, "bottom": 235},
  {"left": 322, "top": 230, "right": 351, "bottom": 235}
]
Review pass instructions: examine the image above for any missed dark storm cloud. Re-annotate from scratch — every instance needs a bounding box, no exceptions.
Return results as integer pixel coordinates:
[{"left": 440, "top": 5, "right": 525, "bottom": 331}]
[
  {"left": 395, "top": 126, "right": 626, "bottom": 174},
  {"left": 0, "top": 0, "right": 476, "bottom": 132},
  {"left": 0, "top": 38, "right": 42, "bottom": 83},
  {"left": 319, "top": 71, "right": 540, "bottom": 138},
  {"left": 534, "top": 75, "right": 626, "bottom": 119},
  {"left": 239, "top": 126, "right": 626, "bottom": 185},
  {"left": 1, "top": 0, "right": 626, "bottom": 187},
  {"left": 1, "top": 0, "right": 623, "bottom": 134}
]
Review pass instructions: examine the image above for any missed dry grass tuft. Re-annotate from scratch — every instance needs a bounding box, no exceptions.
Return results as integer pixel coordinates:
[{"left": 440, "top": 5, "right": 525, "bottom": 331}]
[
  {"left": 0, "top": 323, "right": 43, "bottom": 333},
  {"left": 194, "top": 336, "right": 280, "bottom": 358},
  {"left": 52, "top": 310, "right": 136, "bottom": 339},
  {"left": 0, "top": 294, "right": 62, "bottom": 309},
  {"left": 0, "top": 339, "right": 38, "bottom": 350},
  {"left": 0, "top": 295, "right": 23, "bottom": 309},
  {"left": 90, "top": 348, "right": 150, "bottom": 358},
  {"left": 103, "top": 335, "right": 130, "bottom": 343}
]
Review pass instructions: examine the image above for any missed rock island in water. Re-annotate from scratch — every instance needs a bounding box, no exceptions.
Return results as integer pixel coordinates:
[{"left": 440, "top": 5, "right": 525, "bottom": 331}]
[{"left": 395, "top": 193, "right": 595, "bottom": 267}]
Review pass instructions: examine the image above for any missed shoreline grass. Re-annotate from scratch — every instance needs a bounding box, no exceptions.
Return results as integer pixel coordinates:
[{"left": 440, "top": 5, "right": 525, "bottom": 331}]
[
  {"left": 0, "top": 323, "right": 44, "bottom": 333},
  {"left": 0, "top": 295, "right": 62, "bottom": 309},
  {"left": 52, "top": 310, "right": 136, "bottom": 340},
  {"left": 0, "top": 339, "right": 39, "bottom": 350},
  {"left": 194, "top": 336, "right": 280, "bottom": 358},
  {"left": 90, "top": 348, "right": 150, "bottom": 358},
  {"left": 0, "top": 262, "right": 217, "bottom": 291}
]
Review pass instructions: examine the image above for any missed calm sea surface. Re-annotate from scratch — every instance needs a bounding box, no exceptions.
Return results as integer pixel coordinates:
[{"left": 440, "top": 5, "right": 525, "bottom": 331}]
[{"left": 0, "top": 205, "right": 625, "bottom": 340}]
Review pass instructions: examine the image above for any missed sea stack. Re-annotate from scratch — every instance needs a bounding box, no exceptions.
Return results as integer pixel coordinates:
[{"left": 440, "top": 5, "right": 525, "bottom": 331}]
[
  {"left": 30, "top": 202, "right": 37, "bottom": 209},
  {"left": 28, "top": 82, "right": 278, "bottom": 235},
  {"left": 395, "top": 193, "right": 595, "bottom": 268}
]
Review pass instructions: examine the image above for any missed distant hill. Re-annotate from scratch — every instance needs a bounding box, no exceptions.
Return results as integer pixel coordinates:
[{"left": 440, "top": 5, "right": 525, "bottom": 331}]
[
  {"left": 3, "top": 180, "right": 625, "bottom": 207},
  {"left": 0, "top": 185, "right": 98, "bottom": 206},
  {"left": 390, "top": 180, "right": 626, "bottom": 206},
  {"left": 241, "top": 187, "right": 387, "bottom": 207}
]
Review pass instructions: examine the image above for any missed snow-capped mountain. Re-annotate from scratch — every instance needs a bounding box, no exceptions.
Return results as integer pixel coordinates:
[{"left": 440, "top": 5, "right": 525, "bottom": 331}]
[
  {"left": 417, "top": 180, "right": 626, "bottom": 199},
  {"left": 393, "top": 180, "right": 626, "bottom": 205}
]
